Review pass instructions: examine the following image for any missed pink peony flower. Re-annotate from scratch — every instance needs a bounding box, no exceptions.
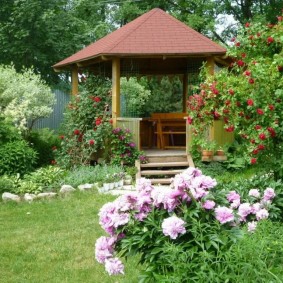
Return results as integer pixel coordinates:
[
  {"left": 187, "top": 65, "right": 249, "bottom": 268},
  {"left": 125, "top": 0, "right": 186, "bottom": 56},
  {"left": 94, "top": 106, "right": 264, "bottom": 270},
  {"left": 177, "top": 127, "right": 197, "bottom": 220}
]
[
  {"left": 161, "top": 216, "right": 186, "bottom": 239},
  {"left": 256, "top": 208, "right": 269, "bottom": 220},
  {"left": 238, "top": 203, "right": 252, "bottom": 221},
  {"left": 95, "top": 236, "right": 116, "bottom": 264},
  {"left": 263, "top": 188, "right": 276, "bottom": 201},
  {"left": 227, "top": 191, "right": 241, "bottom": 202},
  {"left": 249, "top": 189, "right": 260, "bottom": 198},
  {"left": 215, "top": 206, "right": 234, "bottom": 224},
  {"left": 247, "top": 221, "right": 257, "bottom": 233},
  {"left": 202, "top": 200, "right": 216, "bottom": 210},
  {"left": 105, "top": 257, "right": 124, "bottom": 275}
]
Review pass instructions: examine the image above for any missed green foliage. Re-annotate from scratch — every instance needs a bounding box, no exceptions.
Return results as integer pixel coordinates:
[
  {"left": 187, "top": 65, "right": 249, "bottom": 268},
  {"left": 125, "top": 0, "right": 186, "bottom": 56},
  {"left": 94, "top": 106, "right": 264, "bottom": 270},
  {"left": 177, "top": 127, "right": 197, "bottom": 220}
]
[
  {"left": 0, "top": 65, "right": 55, "bottom": 133},
  {"left": 0, "top": 140, "right": 37, "bottom": 176},
  {"left": 0, "top": 174, "right": 20, "bottom": 194},
  {"left": 56, "top": 75, "right": 112, "bottom": 168},
  {"left": 28, "top": 128, "right": 61, "bottom": 167},
  {"left": 61, "top": 164, "right": 124, "bottom": 188},
  {"left": 121, "top": 77, "right": 151, "bottom": 117},
  {"left": 17, "top": 166, "right": 66, "bottom": 194},
  {"left": 0, "top": 116, "right": 21, "bottom": 144}
]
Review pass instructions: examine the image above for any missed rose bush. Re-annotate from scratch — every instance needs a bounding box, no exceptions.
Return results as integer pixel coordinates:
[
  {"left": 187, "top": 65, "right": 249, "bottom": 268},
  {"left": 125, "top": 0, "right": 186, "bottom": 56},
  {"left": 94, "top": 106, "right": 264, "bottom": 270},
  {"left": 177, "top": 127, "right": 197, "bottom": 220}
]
[
  {"left": 56, "top": 75, "right": 113, "bottom": 168},
  {"left": 188, "top": 15, "right": 283, "bottom": 170},
  {"left": 94, "top": 168, "right": 276, "bottom": 281}
]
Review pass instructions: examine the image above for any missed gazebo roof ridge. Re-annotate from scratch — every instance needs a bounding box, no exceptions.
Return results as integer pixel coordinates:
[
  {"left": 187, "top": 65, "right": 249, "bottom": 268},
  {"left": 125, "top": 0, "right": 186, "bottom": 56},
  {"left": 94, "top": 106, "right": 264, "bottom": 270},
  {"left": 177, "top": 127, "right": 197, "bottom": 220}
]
[{"left": 53, "top": 8, "right": 226, "bottom": 70}]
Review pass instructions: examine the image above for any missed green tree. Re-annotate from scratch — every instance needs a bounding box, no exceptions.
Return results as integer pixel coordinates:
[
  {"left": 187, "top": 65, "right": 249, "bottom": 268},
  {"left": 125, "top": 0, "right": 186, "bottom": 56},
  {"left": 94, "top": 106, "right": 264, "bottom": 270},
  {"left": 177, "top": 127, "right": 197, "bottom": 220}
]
[{"left": 0, "top": 65, "right": 55, "bottom": 134}]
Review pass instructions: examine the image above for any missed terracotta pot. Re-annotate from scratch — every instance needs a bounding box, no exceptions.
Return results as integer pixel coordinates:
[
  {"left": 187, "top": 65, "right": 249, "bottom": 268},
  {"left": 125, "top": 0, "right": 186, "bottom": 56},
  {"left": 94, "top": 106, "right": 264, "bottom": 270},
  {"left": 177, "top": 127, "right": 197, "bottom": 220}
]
[
  {"left": 202, "top": 150, "right": 214, "bottom": 157},
  {"left": 216, "top": 150, "right": 225, "bottom": 156}
]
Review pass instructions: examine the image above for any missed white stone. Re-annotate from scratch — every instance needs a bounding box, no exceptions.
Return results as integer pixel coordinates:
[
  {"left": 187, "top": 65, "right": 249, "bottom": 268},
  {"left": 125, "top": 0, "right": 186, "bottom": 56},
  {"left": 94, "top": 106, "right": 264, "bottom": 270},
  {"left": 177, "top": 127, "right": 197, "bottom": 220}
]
[
  {"left": 36, "top": 192, "right": 57, "bottom": 199},
  {"left": 24, "top": 193, "right": 36, "bottom": 202},
  {"left": 60, "top": 185, "right": 76, "bottom": 194},
  {"left": 2, "top": 192, "right": 21, "bottom": 203},
  {"left": 78, "top": 183, "right": 94, "bottom": 191}
]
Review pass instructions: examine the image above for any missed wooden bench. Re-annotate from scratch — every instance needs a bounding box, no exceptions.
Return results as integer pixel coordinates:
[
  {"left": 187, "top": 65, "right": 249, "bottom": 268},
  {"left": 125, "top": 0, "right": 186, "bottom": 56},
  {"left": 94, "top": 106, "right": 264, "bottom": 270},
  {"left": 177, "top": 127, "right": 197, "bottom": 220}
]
[{"left": 150, "top": 113, "right": 187, "bottom": 149}]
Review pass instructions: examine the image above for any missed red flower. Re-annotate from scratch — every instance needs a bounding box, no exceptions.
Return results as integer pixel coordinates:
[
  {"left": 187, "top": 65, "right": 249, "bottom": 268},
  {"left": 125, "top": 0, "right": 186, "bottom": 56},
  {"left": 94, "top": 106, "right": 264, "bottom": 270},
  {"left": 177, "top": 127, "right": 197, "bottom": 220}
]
[
  {"left": 249, "top": 35, "right": 254, "bottom": 40},
  {"left": 251, "top": 158, "right": 257, "bottom": 164},
  {"left": 257, "top": 109, "right": 264, "bottom": 115},
  {"left": 257, "top": 32, "right": 261, "bottom": 37},
  {"left": 235, "top": 42, "right": 241, "bottom": 47},
  {"left": 267, "top": 24, "right": 274, "bottom": 28},
  {"left": 245, "top": 22, "right": 250, "bottom": 27},
  {"left": 267, "top": 127, "right": 276, "bottom": 137},
  {"left": 74, "top": 129, "right": 80, "bottom": 135},
  {"left": 109, "top": 119, "right": 113, "bottom": 124},
  {"left": 267, "top": 36, "right": 274, "bottom": 44},
  {"left": 51, "top": 160, "right": 57, "bottom": 165},
  {"left": 255, "top": 125, "right": 262, "bottom": 130},
  {"left": 241, "top": 53, "right": 246, "bottom": 58},
  {"left": 252, "top": 149, "right": 259, "bottom": 155},
  {"left": 236, "top": 101, "right": 241, "bottom": 107},
  {"left": 278, "top": 16, "right": 283, "bottom": 22},
  {"left": 95, "top": 118, "right": 102, "bottom": 126},
  {"left": 213, "top": 111, "right": 221, "bottom": 119},
  {"left": 228, "top": 89, "right": 235, "bottom": 95},
  {"left": 259, "top": 133, "right": 266, "bottom": 140},
  {"left": 225, "top": 100, "right": 231, "bottom": 106},
  {"left": 278, "top": 66, "right": 283, "bottom": 72},
  {"left": 94, "top": 96, "right": 101, "bottom": 103},
  {"left": 247, "top": 99, "right": 254, "bottom": 106},
  {"left": 231, "top": 37, "right": 236, "bottom": 42},
  {"left": 59, "top": 135, "right": 64, "bottom": 140},
  {"left": 225, "top": 125, "right": 234, "bottom": 132},
  {"left": 244, "top": 70, "right": 251, "bottom": 76},
  {"left": 89, "top": 139, "right": 95, "bottom": 146},
  {"left": 187, "top": 117, "right": 193, "bottom": 124},
  {"left": 52, "top": 146, "right": 57, "bottom": 151},
  {"left": 269, "top": 104, "right": 275, "bottom": 111},
  {"left": 248, "top": 78, "right": 255, "bottom": 84},
  {"left": 258, "top": 144, "right": 265, "bottom": 150},
  {"left": 250, "top": 139, "right": 255, "bottom": 144},
  {"left": 237, "top": 60, "right": 244, "bottom": 67},
  {"left": 78, "top": 134, "right": 84, "bottom": 142}
]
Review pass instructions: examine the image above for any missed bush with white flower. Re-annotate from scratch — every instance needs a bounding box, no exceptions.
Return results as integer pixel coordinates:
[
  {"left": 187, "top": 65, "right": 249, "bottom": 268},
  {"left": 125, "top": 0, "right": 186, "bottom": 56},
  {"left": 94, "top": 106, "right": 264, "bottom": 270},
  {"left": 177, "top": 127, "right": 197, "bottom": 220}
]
[{"left": 94, "top": 168, "right": 276, "bottom": 281}]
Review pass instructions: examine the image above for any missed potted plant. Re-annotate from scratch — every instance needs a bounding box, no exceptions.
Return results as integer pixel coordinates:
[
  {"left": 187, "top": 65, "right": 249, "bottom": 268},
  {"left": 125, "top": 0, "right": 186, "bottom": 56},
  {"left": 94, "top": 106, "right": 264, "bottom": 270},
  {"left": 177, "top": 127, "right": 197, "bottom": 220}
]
[{"left": 201, "top": 141, "right": 216, "bottom": 161}]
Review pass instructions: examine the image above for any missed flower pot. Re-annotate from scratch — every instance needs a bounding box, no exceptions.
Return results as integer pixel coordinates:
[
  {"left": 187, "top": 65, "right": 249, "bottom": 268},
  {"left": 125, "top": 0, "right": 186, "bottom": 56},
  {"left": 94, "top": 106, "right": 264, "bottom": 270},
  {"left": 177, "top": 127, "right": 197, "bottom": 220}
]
[
  {"left": 103, "top": 183, "right": 111, "bottom": 191},
  {"left": 216, "top": 150, "right": 225, "bottom": 156},
  {"left": 118, "top": 179, "right": 124, "bottom": 187},
  {"left": 202, "top": 150, "right": 214, "bottom": 157}
]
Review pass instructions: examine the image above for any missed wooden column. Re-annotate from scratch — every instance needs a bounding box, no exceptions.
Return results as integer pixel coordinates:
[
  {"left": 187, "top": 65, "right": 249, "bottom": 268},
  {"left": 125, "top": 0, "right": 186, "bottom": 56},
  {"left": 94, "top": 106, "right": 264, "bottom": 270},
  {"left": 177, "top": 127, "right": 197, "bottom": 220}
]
[
  {"left": 112, "top": 58, "right": 121, "bottom": 127},
  {"left": 182, "top": 73, "right": 188, "bottom": 113},
  {"left": 71, "top": 66, "right": 79, "bottom": 95},
  {"left": 207, "top": 56, "right": 215, "bottom": 75}
]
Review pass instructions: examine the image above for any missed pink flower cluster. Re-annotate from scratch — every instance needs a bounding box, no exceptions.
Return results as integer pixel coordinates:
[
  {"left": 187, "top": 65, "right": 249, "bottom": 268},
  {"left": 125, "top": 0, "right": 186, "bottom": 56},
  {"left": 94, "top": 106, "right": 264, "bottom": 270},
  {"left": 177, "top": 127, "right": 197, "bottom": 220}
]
[{"left": 95, "top": 168, "right": 276, "bottom": 275}]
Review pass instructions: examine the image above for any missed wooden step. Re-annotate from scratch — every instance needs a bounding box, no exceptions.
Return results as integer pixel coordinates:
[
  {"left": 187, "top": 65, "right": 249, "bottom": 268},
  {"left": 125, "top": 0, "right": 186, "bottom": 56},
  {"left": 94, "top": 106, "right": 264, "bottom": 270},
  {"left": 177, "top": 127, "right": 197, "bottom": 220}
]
[
  {"left": 150, "top": 178, "right": 172, "bottom": 184},
  {"left": 141, "top": 161, "right": 190, "bottom": 168},
  {"left": 141, "top": 169, "right": 184, "bottom": 176},
  {"left": 146, "top": 155, "right": 187, "bottom": 163}
]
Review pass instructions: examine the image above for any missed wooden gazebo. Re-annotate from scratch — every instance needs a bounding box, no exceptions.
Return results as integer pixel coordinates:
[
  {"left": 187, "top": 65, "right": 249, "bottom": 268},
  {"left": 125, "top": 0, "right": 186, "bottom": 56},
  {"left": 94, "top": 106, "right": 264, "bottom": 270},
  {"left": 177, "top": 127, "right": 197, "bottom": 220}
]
[{"left": 53, "top": 8, "right": 230, "bottom": 153}]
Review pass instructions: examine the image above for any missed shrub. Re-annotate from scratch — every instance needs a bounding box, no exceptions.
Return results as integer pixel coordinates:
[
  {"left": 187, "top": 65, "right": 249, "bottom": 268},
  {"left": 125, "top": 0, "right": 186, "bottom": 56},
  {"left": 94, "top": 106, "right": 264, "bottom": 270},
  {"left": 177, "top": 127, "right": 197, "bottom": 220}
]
[
  {"left": 0, "top": 174, "right": 20, "bottom": 194},
  {"left": 94, "top": 168, "right": 276, "bottom": 280},
  {"left": 0, "top": 140, "right": 37, "bottom": 176},
  {"left": 56, "top": 75, "right": 112, "bottom": 168},
  {"left": 0, "top": 116, "right": 21, "bottom": 144},
  {"left": 28, "top": 128, "right": 61, "bottom": 167},
  {"left": 16, "top": 166, "right": 66, "bottom": 194},
  {"left": 110, "top": 127, "right": 142, "bottom": 166}
]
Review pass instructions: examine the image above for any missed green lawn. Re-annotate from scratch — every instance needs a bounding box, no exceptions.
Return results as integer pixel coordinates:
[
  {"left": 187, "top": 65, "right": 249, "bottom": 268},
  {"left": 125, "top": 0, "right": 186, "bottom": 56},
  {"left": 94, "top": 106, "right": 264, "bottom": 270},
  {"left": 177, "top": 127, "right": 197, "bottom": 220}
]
[{"left": 0, "top": 191, "right": 140, "bottom": 283}]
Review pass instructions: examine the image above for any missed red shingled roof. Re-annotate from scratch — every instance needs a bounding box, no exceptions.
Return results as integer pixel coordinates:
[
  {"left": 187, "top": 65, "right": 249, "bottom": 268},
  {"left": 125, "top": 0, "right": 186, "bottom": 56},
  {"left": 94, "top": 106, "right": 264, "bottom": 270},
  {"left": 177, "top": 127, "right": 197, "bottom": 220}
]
[{"left": 54, "top": 8, "right": 226, "bottom": 68}]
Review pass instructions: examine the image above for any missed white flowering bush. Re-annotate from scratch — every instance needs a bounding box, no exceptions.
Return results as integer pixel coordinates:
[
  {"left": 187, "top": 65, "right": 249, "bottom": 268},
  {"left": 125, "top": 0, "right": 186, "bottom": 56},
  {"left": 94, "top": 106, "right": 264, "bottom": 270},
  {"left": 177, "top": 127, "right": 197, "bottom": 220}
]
[
  {"left": 95, "top": 168, "right": 276, "bottom": 281},
  {"left": 0, "top": 65, "right": 55, "bottom": 133}
]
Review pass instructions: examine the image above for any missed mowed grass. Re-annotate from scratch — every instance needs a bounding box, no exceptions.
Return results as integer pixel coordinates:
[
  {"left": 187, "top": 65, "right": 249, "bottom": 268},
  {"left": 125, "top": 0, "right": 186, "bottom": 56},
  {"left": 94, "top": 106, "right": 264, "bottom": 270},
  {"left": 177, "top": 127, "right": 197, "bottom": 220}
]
[{"left": 0, "top": 191, "right": 140, "bottom": 283}]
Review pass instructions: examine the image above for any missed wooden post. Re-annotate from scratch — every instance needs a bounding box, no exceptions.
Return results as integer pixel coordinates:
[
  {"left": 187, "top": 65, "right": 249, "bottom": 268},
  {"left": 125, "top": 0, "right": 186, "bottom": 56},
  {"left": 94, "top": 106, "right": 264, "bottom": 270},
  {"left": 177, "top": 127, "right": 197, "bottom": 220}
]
[
  {"left": 207, "top": 56, "right": 214, "bottom": 76},
  {"left": 112, "top": 58, "right": 121, "bottom": 127},
  {"left": 182, "top": 73, "right": 188, "bottom": 113},
  {"left": 71, "top": 66, "right": 79, "bottom": 95}
]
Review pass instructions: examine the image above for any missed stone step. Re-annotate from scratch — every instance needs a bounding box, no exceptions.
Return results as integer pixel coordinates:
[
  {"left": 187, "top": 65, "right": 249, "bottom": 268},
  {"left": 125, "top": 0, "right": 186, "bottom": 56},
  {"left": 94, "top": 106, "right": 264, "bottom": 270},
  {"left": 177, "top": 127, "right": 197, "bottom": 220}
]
[
  {"left": 141, "top": 161, "right": 190, "bottom": 168},
  {"left": 141, "top": 169, "right": 184, "bottom": 175},
  {"left": 146, "top": 155, "right": 187, "bottom": 163}
]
